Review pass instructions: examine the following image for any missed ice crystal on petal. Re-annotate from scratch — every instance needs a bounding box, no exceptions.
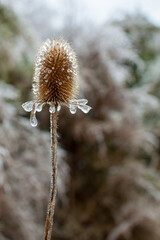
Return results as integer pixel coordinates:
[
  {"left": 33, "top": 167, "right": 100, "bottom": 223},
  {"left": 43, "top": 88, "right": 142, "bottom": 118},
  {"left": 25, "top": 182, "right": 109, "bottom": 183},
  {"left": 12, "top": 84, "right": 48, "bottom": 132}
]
[
  {"left": 22, "top": 100, "right": 36, "bottom": 112},
  {"left": 77, "top": 105, "right": 91, "bottom": 113},
  {"left": 30, "top": 102, "right": 41, "bottom": 127},
  {"left": 49, "top": 103, "right": 56, "bottom": 113},
  {"left": 57, "top": 104, "right": 61, "bottom": 111},
  {"left": 69, "top": 99, "right": 91, "bottom": 113},
  {"left": 69, "top": 104, "right": 77, "bottom": 114},
  {"left": 70, "top": 99, "right": 88, "bottom": 105},
  {"left": 22, "top": 97, "right": 91, "bottom": 128},
  {"left": 30, "top": 103, "right": 38, "bottom": 127},
  {"left": 36, "top": 103, "right": 44, "bottom": 112},
  {"left": 30, "top": 113, "right": 38, "bottom": 127}
]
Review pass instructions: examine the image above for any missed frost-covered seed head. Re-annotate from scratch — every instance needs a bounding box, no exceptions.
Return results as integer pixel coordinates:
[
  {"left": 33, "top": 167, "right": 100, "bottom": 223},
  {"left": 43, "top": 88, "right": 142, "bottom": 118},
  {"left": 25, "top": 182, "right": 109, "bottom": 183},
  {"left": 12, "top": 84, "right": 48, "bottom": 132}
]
[{"left": 33, "top": 36, "right": 79, "bottom": 105}]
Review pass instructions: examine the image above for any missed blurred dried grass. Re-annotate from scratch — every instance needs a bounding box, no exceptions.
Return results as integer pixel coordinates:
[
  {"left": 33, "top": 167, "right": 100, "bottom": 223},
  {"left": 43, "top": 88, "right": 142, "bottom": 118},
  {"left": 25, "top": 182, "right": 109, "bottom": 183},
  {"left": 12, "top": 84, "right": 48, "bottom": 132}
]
[
  {"left": 1, "top": 2, "right": 160, "bottom": 240},
  {"left": 0, "top": 82, "right": 69, "bottom": 240}
]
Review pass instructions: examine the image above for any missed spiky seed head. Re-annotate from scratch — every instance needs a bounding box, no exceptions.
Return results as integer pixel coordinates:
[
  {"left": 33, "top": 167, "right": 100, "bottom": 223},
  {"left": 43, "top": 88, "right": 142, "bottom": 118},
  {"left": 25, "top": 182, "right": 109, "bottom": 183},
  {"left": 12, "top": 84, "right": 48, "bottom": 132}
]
[{"left": 33, "top": 37, "right": 79, "bottom": 105}]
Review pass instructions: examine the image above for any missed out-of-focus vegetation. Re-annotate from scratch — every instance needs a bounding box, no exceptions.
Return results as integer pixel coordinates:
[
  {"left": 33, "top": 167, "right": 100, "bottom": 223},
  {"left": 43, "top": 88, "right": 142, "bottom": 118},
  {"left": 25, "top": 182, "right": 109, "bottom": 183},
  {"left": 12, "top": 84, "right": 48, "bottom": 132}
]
[
  {"left": 1, "top": 2, "right": 160, "bottom": 240},
  {"left": 0, "top": 3, "right": 35, "bottom": 101}
]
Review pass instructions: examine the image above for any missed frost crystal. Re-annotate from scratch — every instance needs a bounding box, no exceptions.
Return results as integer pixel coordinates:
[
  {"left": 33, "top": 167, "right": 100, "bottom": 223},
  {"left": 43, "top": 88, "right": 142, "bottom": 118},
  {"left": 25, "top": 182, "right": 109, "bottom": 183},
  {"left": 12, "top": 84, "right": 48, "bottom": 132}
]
[
  {"left": 36, "top": 103, "right": 44, "bottom": 112},
  {"left": 22, "top": 101, "right": 44, "bottom": 127},
  {"left": 70, "top": 99, "right": 88, "bottom": 105},
  {"left": 22, "top": 98, "right": 91, "bottom": 127},
  {"left": 30, "top": 113, "right": 38, "bottom": 127},
  {"left": 77, "top": 105, "right": 92, "bottom": 113},
  {"left": 49, "top": 103, "right": 56, "bottom": 113},
  {"left": 57, "top": 104, "right": 61, "bottom": 111},
  {"left": 69, "top": 98, "right": 91, "bottom": 114},
  {"left": 69, "top": 104, "right": 77, "bottom": 114},
  {"left": 22, "top": 100, "right": 36, "bottom": 112},
  {"left": 30, "top": 104, "right": 38, "bottom": 127}
]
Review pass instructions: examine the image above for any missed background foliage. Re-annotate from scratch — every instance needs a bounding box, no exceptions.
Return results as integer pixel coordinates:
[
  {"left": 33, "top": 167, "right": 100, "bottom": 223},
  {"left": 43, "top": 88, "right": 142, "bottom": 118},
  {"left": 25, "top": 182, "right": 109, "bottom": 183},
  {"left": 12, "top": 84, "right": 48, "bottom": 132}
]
[{"left": 1, "top": 2, "right": 160, "bottom": 240}]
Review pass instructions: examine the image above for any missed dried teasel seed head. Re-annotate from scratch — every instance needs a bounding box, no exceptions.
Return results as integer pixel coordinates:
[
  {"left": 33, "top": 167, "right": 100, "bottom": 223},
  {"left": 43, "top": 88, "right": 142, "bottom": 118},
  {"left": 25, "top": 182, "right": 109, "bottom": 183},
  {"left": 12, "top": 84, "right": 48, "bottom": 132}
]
[{"left": 33, "top": 36, "right": 79, "bottom": 105}]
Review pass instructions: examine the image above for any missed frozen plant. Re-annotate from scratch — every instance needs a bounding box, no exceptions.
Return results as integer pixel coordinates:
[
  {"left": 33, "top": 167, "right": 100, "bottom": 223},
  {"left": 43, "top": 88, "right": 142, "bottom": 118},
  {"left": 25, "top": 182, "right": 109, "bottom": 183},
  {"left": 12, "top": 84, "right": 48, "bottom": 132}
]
[{"left": 22, "top": 36, "right": 91, "bottom": 240}]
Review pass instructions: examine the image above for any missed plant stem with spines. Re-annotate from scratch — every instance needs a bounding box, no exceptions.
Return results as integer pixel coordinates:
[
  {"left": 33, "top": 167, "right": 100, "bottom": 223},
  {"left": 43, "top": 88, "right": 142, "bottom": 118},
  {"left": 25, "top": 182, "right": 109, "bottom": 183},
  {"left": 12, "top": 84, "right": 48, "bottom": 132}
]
[{"left": 44, "top": 105, "right": 58, "bottom": 240}]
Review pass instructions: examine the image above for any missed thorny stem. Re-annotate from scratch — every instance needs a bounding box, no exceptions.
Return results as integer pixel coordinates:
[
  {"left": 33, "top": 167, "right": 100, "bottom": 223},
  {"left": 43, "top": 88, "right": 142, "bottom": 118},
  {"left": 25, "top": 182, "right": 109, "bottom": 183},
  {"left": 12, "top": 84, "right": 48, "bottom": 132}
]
[{"left": 44, "top": 105, "right": 58, "bottom": 240}]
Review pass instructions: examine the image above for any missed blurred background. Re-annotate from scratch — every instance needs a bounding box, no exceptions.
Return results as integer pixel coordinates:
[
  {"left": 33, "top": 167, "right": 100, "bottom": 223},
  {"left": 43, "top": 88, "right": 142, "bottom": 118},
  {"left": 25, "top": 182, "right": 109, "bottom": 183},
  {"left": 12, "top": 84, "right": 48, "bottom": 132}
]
[{"left": 1, "top": 0, "right": 160, "bottom": 239}]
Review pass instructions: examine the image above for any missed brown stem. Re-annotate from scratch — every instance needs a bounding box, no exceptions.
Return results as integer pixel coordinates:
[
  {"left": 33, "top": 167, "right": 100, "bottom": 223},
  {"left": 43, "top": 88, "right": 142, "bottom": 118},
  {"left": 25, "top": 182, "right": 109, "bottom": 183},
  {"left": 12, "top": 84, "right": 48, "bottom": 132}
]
[{"left": 44, "top": 106, "right": 58, "bottom": 240}]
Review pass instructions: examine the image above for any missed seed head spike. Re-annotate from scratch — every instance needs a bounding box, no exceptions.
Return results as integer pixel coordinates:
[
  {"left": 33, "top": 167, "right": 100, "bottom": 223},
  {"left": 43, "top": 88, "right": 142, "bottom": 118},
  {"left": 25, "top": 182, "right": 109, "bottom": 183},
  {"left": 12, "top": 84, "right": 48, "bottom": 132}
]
[{"left": 33, "top": 37, "right": 79, "bottom": 105}]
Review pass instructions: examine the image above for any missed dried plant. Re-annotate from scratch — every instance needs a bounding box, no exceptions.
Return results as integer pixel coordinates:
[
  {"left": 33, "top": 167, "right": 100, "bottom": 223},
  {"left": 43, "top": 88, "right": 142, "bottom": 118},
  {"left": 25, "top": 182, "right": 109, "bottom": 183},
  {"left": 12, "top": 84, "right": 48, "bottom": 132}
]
[{"left": 22, "top": 36, "right": 91, "bottom": 240}]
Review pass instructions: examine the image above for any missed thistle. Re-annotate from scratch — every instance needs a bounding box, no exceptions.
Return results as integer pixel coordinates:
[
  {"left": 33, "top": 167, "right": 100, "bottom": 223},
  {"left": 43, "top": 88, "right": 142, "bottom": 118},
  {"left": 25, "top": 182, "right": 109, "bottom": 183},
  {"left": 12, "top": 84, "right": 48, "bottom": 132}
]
[{"left": 22, "top": 36, "right": 91, "bottom": 240}]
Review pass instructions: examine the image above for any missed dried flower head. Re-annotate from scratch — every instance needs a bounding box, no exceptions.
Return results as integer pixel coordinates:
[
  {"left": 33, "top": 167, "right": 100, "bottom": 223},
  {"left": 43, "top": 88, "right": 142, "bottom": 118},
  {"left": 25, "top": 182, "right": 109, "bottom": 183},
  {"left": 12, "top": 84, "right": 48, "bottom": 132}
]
[
  {"left": 21, "top": 36, "right": 91, "bottom": 240},
  {"left": 33, "top": 36, "right": 79, "bottom": 105},
  {"left": 22, "top": 36, "right": 91, "bottom": 127}
]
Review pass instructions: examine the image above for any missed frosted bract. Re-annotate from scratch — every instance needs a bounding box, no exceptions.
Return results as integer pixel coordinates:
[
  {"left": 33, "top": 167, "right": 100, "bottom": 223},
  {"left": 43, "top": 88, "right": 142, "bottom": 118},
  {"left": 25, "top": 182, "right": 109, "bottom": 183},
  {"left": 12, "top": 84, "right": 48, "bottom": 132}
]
[
  {"left": 36, "top": 103, "right": 44, "bottom": 112},
  {"left": 22, "top": 101, "right": 44, "bottom": 113},
  {"left": 22, "top": 101, "right": 45, "bottom": 127},
  {"left": 22, "top": 100, "right": 36, "bottom": 112},
  {"left": 57, "top": 104, "right": 61, "bottom": 111},
  {"left": 22, "top": 98, "right": 91, "bottom": 127},
  {"left": 30, "top": 113, "right": 38, "bottom": 127},
  {"left": 29, "top": 103, "right": 38, "bottom": 127},
  {"left": 49, "top": 103, "right": 56, "bottom": 113},
  {"left": 49, "top": 103, "right": 62, "bottom": 113},
  {"left": 77, "top": 105, "right": 92, "bottom": 114},
  {"left": 69, "top": 104, "right": 77, "bottom": 114},
  {"left": 69, "top": 98, "right": 91, "bottom": 114},
  {"left": 70, "top": 99, "right": 88, "bottom": 105}
]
